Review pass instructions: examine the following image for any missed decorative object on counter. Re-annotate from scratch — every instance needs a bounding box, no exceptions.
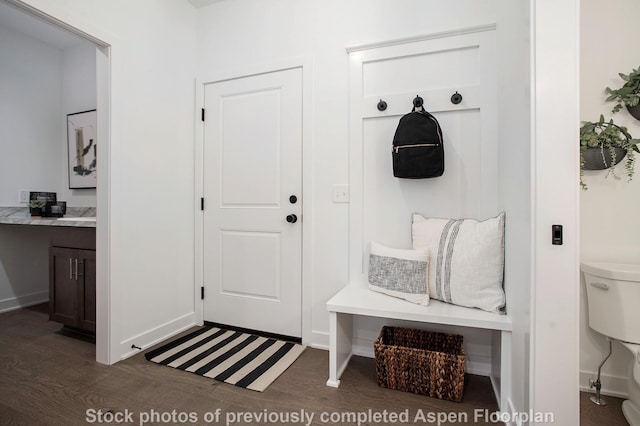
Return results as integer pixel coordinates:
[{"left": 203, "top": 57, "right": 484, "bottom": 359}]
[
  {"left": 67, "top": 109, "right": 97, "bottom": 189},
  {"left": 606, "top": 66, "right": 640, "bottom": 120},
  {"left": 29, "top": 191, "right": 56, "bottom": 217},
  {"left": 579, "top": 115, "right": 640, "bottom": 190},
  {"left": 29, "top": 199, "right": 45, "bottom": 217},
  {"left": 48, "top": 201, "right": 67, "bottom": 218}
]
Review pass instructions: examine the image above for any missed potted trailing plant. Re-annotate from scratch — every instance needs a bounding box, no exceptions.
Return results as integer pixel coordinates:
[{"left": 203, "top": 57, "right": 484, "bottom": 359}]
[
  {"left": 29, "top": 199, "right": 45, "bottom": 217},
  {"left": 580, "top": 115, "right": 640, "bottom": 190},
  {"left": 606, "top": 66, "right": 640, "bottom": 120}
]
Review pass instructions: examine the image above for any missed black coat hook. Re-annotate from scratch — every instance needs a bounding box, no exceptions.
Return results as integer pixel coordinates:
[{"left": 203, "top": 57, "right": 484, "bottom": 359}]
[
  {"left": 413, "top": 95, "right": 424, "bottom": 111},
  {"left": 451, "top": 91, "right": 463, "bottom": 104},
  {"left": 377, "top": 99, "right": 387, "bottom": 111}
]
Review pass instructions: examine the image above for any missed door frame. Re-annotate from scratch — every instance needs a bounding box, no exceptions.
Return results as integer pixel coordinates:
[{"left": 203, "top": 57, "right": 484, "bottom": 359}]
[
  {"left": 195, "top": 58, "right": 314, "bottom": 344},
  {"left": 530, "top": 0, "right": 580, "bottom": 422}
]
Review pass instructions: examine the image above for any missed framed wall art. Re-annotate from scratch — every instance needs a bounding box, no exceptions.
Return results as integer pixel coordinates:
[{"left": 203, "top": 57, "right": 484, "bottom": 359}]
[{"left": 67, "top": 109, "right": 97, "bottom": 189}]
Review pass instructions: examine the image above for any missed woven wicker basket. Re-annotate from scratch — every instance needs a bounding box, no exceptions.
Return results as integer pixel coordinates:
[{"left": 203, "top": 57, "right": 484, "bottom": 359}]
[{"left": 374, "top": 326, "right": 466, "bottom": 402}]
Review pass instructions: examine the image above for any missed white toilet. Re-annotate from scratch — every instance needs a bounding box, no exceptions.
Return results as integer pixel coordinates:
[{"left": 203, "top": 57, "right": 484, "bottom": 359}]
[{"left": 583, "top": 262, "right": 640, "bottom": 426}]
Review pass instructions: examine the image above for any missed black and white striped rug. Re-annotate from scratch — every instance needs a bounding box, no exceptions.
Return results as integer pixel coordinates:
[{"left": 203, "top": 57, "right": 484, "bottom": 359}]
[{"left": 145, "top": 326, "right": 305, "bottom": 392}]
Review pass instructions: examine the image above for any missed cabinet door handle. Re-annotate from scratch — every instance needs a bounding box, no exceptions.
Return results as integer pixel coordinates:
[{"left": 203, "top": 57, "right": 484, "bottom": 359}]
[
  {"left": 69, "top": 258, "right": 73, "bottom": 280},
  {"left": 75, "top": 258, "right": 83, "bottom": 277}
]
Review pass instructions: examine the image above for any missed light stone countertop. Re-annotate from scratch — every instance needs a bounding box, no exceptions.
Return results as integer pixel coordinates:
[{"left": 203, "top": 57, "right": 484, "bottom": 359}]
[{"left": 0, "top": 207, "right": 96, "bottom": 228}]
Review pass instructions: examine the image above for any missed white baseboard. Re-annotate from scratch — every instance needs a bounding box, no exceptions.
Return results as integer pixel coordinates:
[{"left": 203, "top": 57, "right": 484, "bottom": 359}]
[
  {"left": 580, "top": 369, "right": 629, "bottom": 398},
  {"left": 310, "top": 330, "right": 329, "bottom": 350},
  {"left": 0, "top": 291, "right": 48, "bottom": 314},
  {"left": 119, "top": 312, "right": 198, "bottom": 360}
]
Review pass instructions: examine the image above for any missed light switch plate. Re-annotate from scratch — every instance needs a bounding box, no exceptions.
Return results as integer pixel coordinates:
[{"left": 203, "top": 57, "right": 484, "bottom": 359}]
[
  {"left": 332, "top": 184, "right": 349, "bottom": 203},
  {"left": 19, "top": 190, "right": 29, "bottom": 203}
]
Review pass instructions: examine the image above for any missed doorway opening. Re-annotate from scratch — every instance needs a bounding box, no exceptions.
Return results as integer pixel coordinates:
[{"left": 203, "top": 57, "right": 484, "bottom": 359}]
[{"left": 0, "top": 0, "right": 111, "bottom": 364}]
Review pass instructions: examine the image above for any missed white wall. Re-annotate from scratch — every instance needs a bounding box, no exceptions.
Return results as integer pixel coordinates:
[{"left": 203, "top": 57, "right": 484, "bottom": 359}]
[
  {"left": 580, "top": 0, "right": 640, "bottom": 397},
  {"left": 0, "top": 24, "right": 63, "bottom": 206},
  {"left": 61, "top": 42, "right": 97, "bottom": 207},
  {"left": 19, "top": 0, "right": 198, "bottom": 362},
  {"left": 196, "top": 0, "right": 502, "bottom": 367},
  {"left": 0, "top": 24, "right": 96, "bottom": 208},
  {"left": 0, "top": 25, "right": 62, "bottom": 311}
]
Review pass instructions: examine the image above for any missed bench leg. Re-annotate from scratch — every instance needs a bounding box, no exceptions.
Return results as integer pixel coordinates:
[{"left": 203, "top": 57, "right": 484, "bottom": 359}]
[
  {"left": 490, "top": 330, "right": 512, "bottom": 413},
  {"left": 500, "top": 330, "right": 512, "bottom": 413},
  {"left": 326, "top": 311, "right": 353, "bottom": 388}
]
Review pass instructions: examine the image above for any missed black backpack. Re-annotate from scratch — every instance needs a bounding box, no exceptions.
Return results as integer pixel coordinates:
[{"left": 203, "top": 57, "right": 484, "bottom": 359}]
[{"left": 392, "top": 109, "right": 444, "bottom": 179}]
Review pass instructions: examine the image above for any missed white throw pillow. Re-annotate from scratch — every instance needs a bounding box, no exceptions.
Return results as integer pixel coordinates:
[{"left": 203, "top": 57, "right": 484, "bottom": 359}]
[
  {"left": 411, "top": 212, "right": 506, "bottom": 314},
  {"left": 368, "top": 242, "right": 430, "bottom": 305}
]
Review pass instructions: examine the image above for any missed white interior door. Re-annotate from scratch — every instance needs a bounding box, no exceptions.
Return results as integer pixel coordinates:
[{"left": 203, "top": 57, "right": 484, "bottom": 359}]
[{"left": 203, "top": 68, "right": 302, "bottom": 338}]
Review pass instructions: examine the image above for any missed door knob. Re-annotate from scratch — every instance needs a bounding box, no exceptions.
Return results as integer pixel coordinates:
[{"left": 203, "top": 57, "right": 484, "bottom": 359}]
[{"left": 286, "top": 214, "right": 298, "bottom": 223}]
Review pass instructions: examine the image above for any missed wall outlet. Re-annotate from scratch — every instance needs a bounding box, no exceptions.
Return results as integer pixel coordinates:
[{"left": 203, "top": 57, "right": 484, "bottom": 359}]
[
  {"left": 19, "top": 190, "right": 30, "bottom": 204},
  {"left": 332, "top": 184, "right": 349, "bottom": 203}
]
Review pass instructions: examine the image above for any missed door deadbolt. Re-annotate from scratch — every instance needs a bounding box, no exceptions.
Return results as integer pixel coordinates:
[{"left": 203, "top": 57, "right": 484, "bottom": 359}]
[
  {"left": 286, "top": 214, "right": 298, "bottom": 223},
  {"left": 289, "top": 195, "right": 297, "bottom": 204}
]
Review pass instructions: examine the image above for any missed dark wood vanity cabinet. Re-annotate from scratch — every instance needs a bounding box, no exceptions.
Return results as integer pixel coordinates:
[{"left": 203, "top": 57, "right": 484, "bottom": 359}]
[{"left": 49, "top": 228, "right": 96, "bottom": 334}]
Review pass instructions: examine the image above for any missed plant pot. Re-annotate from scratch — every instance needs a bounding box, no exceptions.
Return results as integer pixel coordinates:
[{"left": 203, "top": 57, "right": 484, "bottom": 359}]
[
  {"left": 30, "top": 207, "right": 42, "bottom": 217},
  {"left": 627, "top": 103, "right": 640, "bottom": 121},
  {"left": 583, "top": 146, "right": 627, "bottom": 170}
]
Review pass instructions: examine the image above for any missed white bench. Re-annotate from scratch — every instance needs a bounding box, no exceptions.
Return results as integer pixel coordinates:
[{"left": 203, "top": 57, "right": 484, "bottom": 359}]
[{"left": 326, "top": 284, "right": 513, "bottom": 410}]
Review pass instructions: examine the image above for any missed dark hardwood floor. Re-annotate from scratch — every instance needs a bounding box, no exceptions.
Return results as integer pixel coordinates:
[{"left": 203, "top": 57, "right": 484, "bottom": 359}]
[
  {"left": 0, "top": 304, "right": 630, "bottom": 425},
  {"left": 580, "top": 391, "right": 629, "bottom": 426}
]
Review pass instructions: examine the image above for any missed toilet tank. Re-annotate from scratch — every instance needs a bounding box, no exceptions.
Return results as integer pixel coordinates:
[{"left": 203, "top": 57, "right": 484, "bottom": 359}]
[{"left": 582, "top": 262, "right": 640, "bottom": 343}]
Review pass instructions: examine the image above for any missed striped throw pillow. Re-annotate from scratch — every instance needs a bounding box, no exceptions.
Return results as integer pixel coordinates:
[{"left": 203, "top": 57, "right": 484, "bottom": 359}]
[{"left": 411, "top": 212, "right": 506, "bottom": 314}]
